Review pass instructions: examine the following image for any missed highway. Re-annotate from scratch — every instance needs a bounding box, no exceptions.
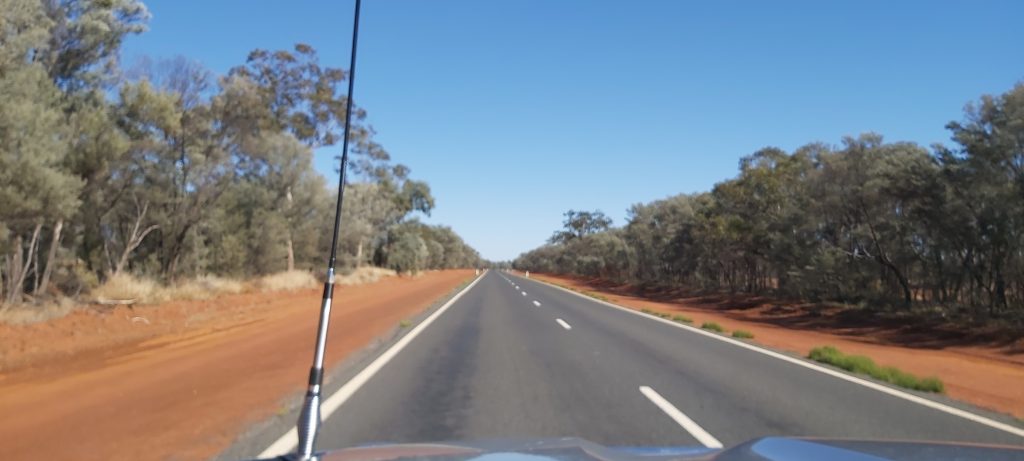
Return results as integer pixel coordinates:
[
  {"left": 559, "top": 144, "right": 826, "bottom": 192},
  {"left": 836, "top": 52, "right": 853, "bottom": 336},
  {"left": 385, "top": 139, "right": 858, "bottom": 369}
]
[{"left": 266, "top": 270, "right": 1024, "bottom": 454}]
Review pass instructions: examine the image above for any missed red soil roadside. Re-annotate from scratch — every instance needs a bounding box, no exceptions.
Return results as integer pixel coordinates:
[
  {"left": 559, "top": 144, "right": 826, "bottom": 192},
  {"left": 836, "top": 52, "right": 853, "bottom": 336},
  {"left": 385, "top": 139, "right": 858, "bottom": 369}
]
[
  {"left": 0, "top": 269, "right": 474, "bottom": 461},
  {"left": 530, "top": 273, "right": 1024, "bottom": 420}
]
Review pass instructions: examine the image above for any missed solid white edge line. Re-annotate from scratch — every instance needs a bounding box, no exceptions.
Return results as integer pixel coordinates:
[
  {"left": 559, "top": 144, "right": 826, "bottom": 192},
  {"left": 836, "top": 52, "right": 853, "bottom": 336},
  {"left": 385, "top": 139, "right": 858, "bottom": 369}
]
[
  {"left": 533, "top": 300, "right": 541, "bottom": 307},
  {"left": 556, "top": 318, "right": 572, "bottom": 330},
  {"left": 640, "top": 385, "right": 723, "bottom": 448},
  {"left": 517, "top": 275, "right": 1024, "bottom": 440},
  {"left": 257, "top": 271, "right": 488, "bottom": 458}
]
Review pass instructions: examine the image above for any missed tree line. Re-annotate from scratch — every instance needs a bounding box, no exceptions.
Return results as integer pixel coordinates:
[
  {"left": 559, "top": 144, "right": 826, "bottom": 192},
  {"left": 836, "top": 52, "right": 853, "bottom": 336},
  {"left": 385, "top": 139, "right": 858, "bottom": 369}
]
[
  {"left": 1, "top": 0, "right": 481, "bottom": 304},
  {"left": 515, "top": 81, "right": 1024, "bottom": 318}
]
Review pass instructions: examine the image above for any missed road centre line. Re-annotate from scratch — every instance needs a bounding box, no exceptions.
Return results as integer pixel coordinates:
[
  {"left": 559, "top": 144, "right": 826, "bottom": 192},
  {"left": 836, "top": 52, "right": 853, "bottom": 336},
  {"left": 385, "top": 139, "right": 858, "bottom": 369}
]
[
  {"left": 533, "top": 300, "right": 541, "bottom": 307},
  {"left": 556, "top": 318, "right": 572, "bottom": 330},
  {"left": 640, "top": 386, "right": 723, "bottom": 448}
]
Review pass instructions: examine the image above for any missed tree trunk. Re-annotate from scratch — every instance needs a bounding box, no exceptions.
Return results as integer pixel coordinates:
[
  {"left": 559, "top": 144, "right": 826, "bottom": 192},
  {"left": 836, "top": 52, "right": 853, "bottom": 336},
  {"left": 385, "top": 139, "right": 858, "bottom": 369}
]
[
  {"left": 38, "top": 219, "right": 63, "bottom": 295},
  {"left": 32, "top": 241, "right": 40, "bottom": 294},
  {"left": 991, "top": 249, "right": 1008, "bottom": 314},
  {"left": 286, "top": 232, "right": 295, "bottom": 272},
  {"left": 163, "top": 223, "right": 192, "bottom": 280},
  {"left": 8, "top": 236, "right": 24, "bottom": 304},
  {"left": 355, "top": 240, "right": 363, "bottom": 268},
  {"left": 115, "top": 228, "right": 158, "bottom": 276},
  {"left": 878, "top": 255, "right": 912, "bottom": 307},
  {"left": 114, "top": 199, "right": 158, "bottom": 276},
  {"left": 1, "top": 254, "right": 8, "bottom": 303},
  {"left": 7, "top": 223, "right": 42, "bottom": 304},
  {"left": 861, "top": 209, "right": 912, "bottom": 308},
  {"left": 286, "top": 187, "right": 295, "bottom": 272},
  {"left": 168, "top": 253, "right": 181, "bottom": 280},
  {"left": 25, "top": 223, "right": 42, "bottom": 294}
]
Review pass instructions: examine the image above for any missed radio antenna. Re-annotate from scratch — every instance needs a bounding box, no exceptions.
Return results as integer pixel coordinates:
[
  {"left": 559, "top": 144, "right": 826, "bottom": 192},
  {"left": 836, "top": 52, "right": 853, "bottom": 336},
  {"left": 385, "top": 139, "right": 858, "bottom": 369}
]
[{"left": 295, "top": 0, "right": 362, "bottom": 458}]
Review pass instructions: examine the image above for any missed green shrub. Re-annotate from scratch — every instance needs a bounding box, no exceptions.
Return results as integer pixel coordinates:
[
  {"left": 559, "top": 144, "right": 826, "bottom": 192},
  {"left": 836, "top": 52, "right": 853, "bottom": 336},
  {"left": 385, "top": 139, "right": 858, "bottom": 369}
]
[
  {"left": 917, "top": 377, "right": 945, "bottom": 393},
  {"left": 399, "top": 319, "right": 411, "bottom": 328},
  {"left": 732, "top": 330, "right": 754, "bottom": 339},
  {"left": 808, "top": 345, "right": 842, "bottom": 363},
  {"left": 700, "top": 322, "right": 725, "bottom": 333},
  {"left": 672, "top": 315, "right": 693, "bottom": 324},
  {"left": 807, "top": 346, "right": 944, "bottom": 393}
]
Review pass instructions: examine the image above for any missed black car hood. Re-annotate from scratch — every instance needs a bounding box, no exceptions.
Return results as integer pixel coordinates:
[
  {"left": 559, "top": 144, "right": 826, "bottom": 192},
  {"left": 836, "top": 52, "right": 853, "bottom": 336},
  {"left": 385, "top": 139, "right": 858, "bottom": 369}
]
[{"left": 263, "top": 437, "right": 1024, "bottom": 461}]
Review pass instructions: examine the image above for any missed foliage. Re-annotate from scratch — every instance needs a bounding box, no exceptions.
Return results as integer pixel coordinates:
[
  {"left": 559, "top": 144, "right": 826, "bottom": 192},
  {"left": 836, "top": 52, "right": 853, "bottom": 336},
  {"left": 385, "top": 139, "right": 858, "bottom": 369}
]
[
  {"left": 731, "top": 330, "right": 754, "bottom": 339},
  {"left": 376, "top": 220, "right": 481, "bottom": 274},
  {"left": 0, "top": 4, "right": 479, "bottom": 306},
  {"left": 671, "top": 314, "right": 693, "bottom": 324},
  {"left": 700, "top": 322, "right": 725, "bottom": 332},
  {"left": 808, "top": 346, "right": 944, "bottom": 393},
  {"left": 1, "top": 0, "right": 82, "bottom": 302},
  {"left": 515, "top": 82, "right": 1024, "bottom": 319},
  {"left": 549, "top": 210, "right": 612, "bottom": 244}
]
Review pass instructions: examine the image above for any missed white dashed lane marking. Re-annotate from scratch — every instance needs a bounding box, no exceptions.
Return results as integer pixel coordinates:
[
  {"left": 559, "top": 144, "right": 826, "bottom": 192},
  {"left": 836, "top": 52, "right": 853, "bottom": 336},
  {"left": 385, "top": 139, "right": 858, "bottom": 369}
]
[{"left": 640, "top": 386, "right": 722, "bottom": 448}]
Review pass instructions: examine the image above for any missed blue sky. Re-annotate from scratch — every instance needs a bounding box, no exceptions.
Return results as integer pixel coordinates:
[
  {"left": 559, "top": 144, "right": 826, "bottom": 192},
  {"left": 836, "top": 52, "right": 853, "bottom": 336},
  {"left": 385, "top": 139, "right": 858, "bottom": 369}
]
[{"left": 121, "top": 0, "right": 1023, "bottom": 261}]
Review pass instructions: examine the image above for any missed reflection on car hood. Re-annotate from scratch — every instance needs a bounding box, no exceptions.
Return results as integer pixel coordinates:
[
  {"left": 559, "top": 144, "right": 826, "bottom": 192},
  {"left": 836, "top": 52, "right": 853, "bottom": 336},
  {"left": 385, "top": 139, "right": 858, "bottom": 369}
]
[{"left": 260, "top": 437, "right": 1024, "bottom": 461}]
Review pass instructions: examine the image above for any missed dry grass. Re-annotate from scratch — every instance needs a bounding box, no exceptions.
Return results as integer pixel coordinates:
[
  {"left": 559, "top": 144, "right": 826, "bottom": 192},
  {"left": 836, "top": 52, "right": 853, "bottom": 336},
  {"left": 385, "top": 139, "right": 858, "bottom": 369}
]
[
  {"left": 91, "top": 273, "right": 164, "bottom": 303},
  {"left": 10, "top": 267, "right": 393, "bottom": 323},
  {"left": 165, "top": 275, "right": 246, "bottom": 301},
  {"left": 95, "top": 268, "right": 394, "bottom": 301},
  {"left": 256, "top": 270, "right": 319, "bottom": 292},
  {"left": 93, "top": 273, "right": 247, "bottom": 303},
  {"left": 336, "top": 266, "right": 396, "bottom": 286},
  {"left": 0, "top": 298, "right": 78, "bottom": 325},
  {"left": 254, "top": 267, "right": 395, "bottom": 292}
]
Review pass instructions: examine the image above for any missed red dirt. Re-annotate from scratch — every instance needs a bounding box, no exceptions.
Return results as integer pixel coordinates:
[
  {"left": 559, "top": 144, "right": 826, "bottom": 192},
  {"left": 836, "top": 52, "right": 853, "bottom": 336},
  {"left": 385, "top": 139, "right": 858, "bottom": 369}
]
[
  {"left": 531, "top": 273, "right": 1024, "bottom": 420},
  {"left": 0, "top": 270, "right": 474, "bottom": 461}
]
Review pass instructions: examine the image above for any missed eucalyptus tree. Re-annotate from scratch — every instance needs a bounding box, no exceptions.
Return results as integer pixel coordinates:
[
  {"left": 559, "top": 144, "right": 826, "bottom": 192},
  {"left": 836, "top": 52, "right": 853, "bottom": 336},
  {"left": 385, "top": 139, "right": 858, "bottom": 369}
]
[
  {"left": 516, "top": 82, "right": 1024, "bottom": 318},
  {"left": 0, "top": 0, "right": 82, "bottom": 302}
]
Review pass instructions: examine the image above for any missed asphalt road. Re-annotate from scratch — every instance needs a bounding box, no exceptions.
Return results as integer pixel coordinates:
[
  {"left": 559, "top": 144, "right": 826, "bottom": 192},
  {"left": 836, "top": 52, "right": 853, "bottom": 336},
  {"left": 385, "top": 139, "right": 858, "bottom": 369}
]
[{"left": 310, "top": 270, "right": 1024, "bottom": 450}]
